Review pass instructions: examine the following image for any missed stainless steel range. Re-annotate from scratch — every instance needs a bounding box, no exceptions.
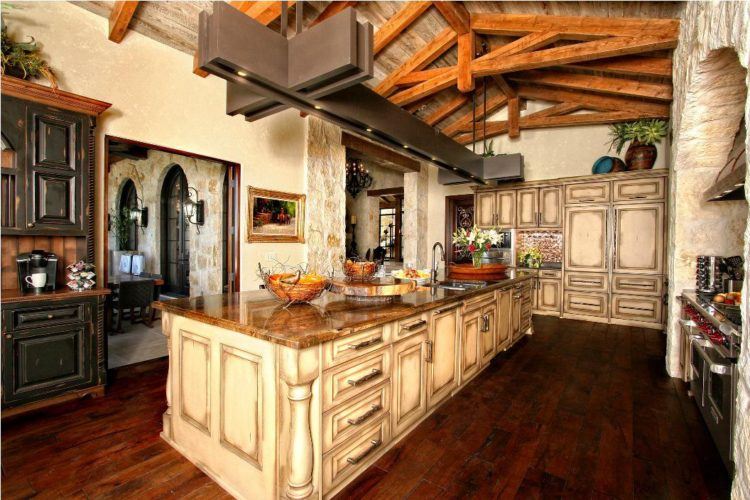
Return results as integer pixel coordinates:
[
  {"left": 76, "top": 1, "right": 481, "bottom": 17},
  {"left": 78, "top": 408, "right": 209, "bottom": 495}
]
[{"left": 680, "top": 291, "right": 742, "bottom": 473}]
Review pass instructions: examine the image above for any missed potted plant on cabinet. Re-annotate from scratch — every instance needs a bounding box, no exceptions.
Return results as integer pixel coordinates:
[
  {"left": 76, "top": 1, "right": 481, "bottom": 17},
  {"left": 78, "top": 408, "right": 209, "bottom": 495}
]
[{"left": 608, "top": 119, "right": 668, "bottom": 170}]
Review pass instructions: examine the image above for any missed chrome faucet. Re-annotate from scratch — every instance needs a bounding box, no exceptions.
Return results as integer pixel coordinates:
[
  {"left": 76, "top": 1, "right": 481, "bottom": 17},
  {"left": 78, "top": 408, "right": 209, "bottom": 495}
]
[{"left": 431, "top": 242, "right": 445, "bottom": 284}]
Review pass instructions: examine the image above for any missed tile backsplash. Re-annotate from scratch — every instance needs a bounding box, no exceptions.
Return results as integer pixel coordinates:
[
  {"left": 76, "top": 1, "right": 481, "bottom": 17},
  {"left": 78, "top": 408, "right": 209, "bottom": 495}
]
[{"left": 516, "top": 230, "right": 563, "bottom": 263}]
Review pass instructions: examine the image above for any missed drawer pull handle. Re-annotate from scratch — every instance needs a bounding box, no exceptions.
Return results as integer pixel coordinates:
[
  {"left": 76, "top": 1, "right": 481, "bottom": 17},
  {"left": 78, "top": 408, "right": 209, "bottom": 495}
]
[
  {"left": 434, "top": 305, "right": 458, "bottom": 315},
  {"left": 628, "top": 195, "right": 647, "bottom": 199},
  {"left": 346, "top": 439, "right": 382, "bottom": 465},
  {"left": 578, "top": 198, "right": 597, "bottom": 202},
  {"left": 347, "top": 337, "right": 382, "bottom": 350},
  {"left": 347, "top": 369, "right": 382, "bottom": 387},
  {"left": 402, "top": 319, "right": 427, "bottom": 332},
  {"left": 347, "top": 404, "right": 382, "bottom": 426},
  {"left": 619, "top": 283, "right": 652, "bottom": 288}
]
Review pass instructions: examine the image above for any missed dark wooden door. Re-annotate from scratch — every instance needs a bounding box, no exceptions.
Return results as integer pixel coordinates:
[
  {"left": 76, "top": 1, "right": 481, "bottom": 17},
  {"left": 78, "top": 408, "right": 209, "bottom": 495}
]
[
  {"left": 24, "top": 101, "right": 88, "bottom": 235},
  {"left": 1, "top": 96, "right": 27, "bottom": 232},
  {"left": 162, "top": 166, "right": 190, "bottom": 296},
  {"left": 445, "top": 194, "right": 474, "bottom": 264}
]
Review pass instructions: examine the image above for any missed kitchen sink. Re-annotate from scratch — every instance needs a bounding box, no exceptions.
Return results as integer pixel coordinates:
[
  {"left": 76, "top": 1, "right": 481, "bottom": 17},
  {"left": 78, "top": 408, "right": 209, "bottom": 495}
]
[{"left": 432, "top": 280, "right": 487, "bottom": 291}]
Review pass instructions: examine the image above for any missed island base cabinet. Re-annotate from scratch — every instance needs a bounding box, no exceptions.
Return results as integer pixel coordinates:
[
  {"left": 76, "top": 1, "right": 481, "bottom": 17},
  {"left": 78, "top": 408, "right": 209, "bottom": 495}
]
[
  {"left": 391, "top": 332, "right": 428, "bottom": 437},
  {"left": 459, "top": 308, "right": 481, "bottom": 385},
  {"left": 426, "top": 306, "right": 459, "bottom": 410},
  {"left": 496, "top": 288, "right": 512, "bottom": 350},
  {"left": 479, "top": 302, "right": 496, "bottom": 366}
]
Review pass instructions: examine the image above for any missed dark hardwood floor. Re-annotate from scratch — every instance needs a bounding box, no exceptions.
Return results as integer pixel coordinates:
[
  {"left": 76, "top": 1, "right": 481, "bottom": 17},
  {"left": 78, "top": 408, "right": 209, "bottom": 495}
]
[{"left": 1, "top": 317, "right": 731, "bottom": 499}]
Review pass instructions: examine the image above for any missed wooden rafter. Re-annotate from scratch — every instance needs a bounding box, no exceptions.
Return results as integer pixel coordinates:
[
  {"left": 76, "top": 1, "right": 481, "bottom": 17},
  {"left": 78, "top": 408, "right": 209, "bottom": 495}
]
[
  {"left": 441, "top": 90, "right": 508, "bottom": 137},
  {"left": 373, "top": 1, "right": 433, "bottom": 55},
  {"left": 457, "top": 32, "right": 475, "bottom": 92},
  {"left": 457, "top": 102, "right": 583, "bottom": 135},
  {"left": 434, "top": 2, "right": 470, "bottom": 34},
  {"left": 515, "top": 84, "right": 671, "bottom": 116},
  {"left": 374, "top": 27, "right": 457, "bottom": 97},
  {"left": 471, "top": 13, "right": 680, "bottom": 40},
  {"left": 423, "top": 93, "right": 470, "bottom": 126},
  {"left": 108, "top": 1, "right": 139, "bottom": 43},
  {"left": 507, "top": 70, "right": 673, "bottom": 101},
  {"left": 390, "top": 31, "right": 560, "bottom": 106},
  {"left": 309, "top": 1, "right": 358, "bottom": 28},
  {"left": 507, "top": 96, "right": 520, "bottom": 138},
  {"left": 564, "top": 55, "right": 673, "bottom": 78},
  {"left": 396, "top": 68, "right": 453, "bottom": 87}
]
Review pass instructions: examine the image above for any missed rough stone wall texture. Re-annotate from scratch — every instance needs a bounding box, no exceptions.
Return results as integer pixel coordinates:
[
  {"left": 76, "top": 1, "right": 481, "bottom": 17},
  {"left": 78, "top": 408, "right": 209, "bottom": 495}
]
[
  {"left": 107, "top": 149, "right": 226, "bottom": 296},
  {"left": 345, "top": 163, "right": 404, "bottom": 258},
  {"left": 663, "top": 2, "right": 750, "bottom": 496},
  {"left": 304, "top": 117, "right": 346, "bottom": 274},
  {"left": 403, "top": 166, "right": 429, "bottom": 268}
]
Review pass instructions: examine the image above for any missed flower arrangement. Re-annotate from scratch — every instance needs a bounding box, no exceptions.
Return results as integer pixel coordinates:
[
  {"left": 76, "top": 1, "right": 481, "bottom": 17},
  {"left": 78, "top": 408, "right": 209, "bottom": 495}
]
[
  {"left": 519, "top": 246, "right": 543, "bottom": 268},
  {"left": 452, "top": 225, "right": 502, "bottom": 268}
]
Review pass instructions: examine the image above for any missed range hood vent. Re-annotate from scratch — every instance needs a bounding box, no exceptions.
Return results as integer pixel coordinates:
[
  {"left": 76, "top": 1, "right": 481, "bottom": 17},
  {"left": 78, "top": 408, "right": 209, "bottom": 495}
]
[
  {"left": 437, "top": 153, "right": 524, "bottom": 185},
  {"left": 704, "top": 119, "right": 746, "bottom": 202}
]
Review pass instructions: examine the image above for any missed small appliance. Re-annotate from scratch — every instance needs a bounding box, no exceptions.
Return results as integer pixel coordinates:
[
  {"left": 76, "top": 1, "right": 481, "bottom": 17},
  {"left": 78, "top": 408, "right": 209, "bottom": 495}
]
[
  {"left": 482, "top": 229, "right": 514, "bottom": 266},
  {"left": 16, "top": 250, "right": 58, "bottom": 293}
]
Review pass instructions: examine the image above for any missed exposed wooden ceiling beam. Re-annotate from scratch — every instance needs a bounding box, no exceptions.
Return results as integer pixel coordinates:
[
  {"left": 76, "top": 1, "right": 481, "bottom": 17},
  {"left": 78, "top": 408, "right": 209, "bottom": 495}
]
[
  {"left": 515, "top": 84, "right": 671, "bottom": 116},
  {"left": 508, "top": 70, "right": 673, "bottom": 101},
  {"left": 507, "top": 96, "right": 520, "bottom": 138},
  {"left": 193, "top": 52, "right": 210, "bottom": 77},
  {"left": 457, "top": 32, "right": 475, "bottom": 92},
  {"left": 396, "top": 67, "right": 453, "bottom": 87},
  {"left": 457, "top": 101, "right": 583, "bottom": 135},
  {"left": 373, "top": 1, "right": 433, "bottom": 55},
  {"left": 391, "top": 31, "right": 559, "bottom": 106},
  {"left": 374, "top": 27, "right": 457, "bottom": 97},
  {"left": 108, "top": 1, "right": 139, "bottom": 43},
  {"left": 471, "top": 13, "right": 680, "bottom": 40},
  {"left": 564, "top": 55, "right": 673, "bottom": 78},
  {"left": 492, "top": 75, "right": 516, "bottom": 98},
  {"left": 434, "top": 1, "right": 471, "bottom": 34},
  {"left": 422, "top": 93, "right": 470, "bottom": 126},
  {"left": 471, "top": 35, "right": 677, "bottom": 78},
  {"left": 441, "top": 91, "right": 508, "bottom": 137},
  {"left": 456, "top": 109, "right": 665, "bottom": 145},
  {"left": 309, "top": 1, "right": 358, "bottom": 28}
]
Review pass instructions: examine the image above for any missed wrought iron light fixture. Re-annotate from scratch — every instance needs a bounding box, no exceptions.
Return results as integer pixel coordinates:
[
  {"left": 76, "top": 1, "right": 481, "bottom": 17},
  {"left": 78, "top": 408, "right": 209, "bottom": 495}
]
[
  {"left": 183, "top": 187, "right": 205, "bottom": 233},
  {"left": 128, "top": 196, "right": 148, "bottom": 230},
  {"left": 346, "top": 159, "right": 373, "bottom": 198}
]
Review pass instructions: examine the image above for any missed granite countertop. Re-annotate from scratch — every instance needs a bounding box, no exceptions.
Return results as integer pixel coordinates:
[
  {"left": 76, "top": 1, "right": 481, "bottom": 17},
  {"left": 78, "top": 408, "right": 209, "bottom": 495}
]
[
  {"left": 154, "top": 270, "right": 533, "bottom": 349},
  {"left": 512, "top": 263, "right": 563, "bottom": 271},
  {"left": 1, "top": 287, "right": 111, "bottom": 304}
]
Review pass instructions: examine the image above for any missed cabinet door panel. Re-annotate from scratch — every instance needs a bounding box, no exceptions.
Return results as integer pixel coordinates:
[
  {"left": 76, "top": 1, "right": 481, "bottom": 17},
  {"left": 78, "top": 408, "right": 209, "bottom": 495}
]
[
  {"left": 564, "top": 206, "right": 609, "bottom": 272},
  {"left": 539, "top": 187, "right": 562, "bottom": 228},
  {"left": 564, "top": 182, "right": 610, "bottom": 204},
  {"left": 496, "top": 289, "right": 512, "bottom": 350},
  {"left": 475, "top": 192, "right": 496, "bottom": 227},
  {"left": 459, "top": 309, "right": 481, "bottom": 385},
  {"left": 611, "top": 274, "right": 663, "bottom": 297},
  {"left": 496, "top": 190, "right": 516, "bottom": 228},
  {"left": 427, "top": 307, "right": 458, "bottom": 408},
  {"left": 611, "top": 294, "right": 662, "bottom": 324},
  {"left": 516, "top": 188, "right": 538, "bottom": 228},
  {"left": 563, "top": 291, "right": 609, "bottom": 318},
  {"left": 32, "top": 114, "right": 77, "bottom": 171},
  {"left": 1, "top": 96, "right": 27, "bottom": 231},
  {"left": 613, "top": 203, "right": 664, "bottom": 275},
  {"left": 613, "top": 177, "right": 665, "bottom": 203},
  {"left": 33, "top": 171, "right": 76, "bottom": 225},
  {"left": 480, "top": 304, "right": 496, "bottom": 365},
  {"left": 537, "top": 279, "right": 561, "bottom": 313},
  {"left": 511, "top": 293, "right": 522, "bottom": 341},
  {"left": 392, "top": 332, "right": 427, "bottom": 436}
]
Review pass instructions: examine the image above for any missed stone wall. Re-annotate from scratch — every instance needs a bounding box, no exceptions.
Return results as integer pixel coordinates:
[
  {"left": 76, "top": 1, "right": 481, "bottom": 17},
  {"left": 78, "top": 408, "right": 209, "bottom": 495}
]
[
  {"left": 304, "top": 117, "right": 346, "bottom": 274},
  {"left": 107, "top": 149, "right": 226, "bottom": 296},
  {"left": 662, "top": 2, "right": 750, "bottom": 497},
  {"left": 403, "top": 166, "right": 429, "bottom": 268}
]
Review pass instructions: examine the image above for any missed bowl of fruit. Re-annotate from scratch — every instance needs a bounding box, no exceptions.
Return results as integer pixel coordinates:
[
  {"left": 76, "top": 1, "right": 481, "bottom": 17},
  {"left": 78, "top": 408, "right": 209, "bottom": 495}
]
[
  {"left": 392, "top": 268, "right": 431, "bottom": 286},
  {"left": 343, "top": 259, "right": 377, "bottom": 280}
]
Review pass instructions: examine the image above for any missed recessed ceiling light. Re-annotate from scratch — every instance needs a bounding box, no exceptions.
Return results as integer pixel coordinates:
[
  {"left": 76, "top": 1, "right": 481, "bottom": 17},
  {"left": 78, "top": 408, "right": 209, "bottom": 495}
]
[
  {"left": 403, "top": 145, "right": 409, "bottom": 149},
  {"left": 366, "top": 128, "right": 373, "bottom": 132},
  {"left": 237, "top": 70, "right": 248, "bottom": 77},
  {"left": 452, "top": 167, "right": 458, "bottom": 171},
  {"left": 314, "top": 105, "right": 322, "bottom": 110},
  {"left": 431, "top": 157, "right": 436, "bottom": 161}
]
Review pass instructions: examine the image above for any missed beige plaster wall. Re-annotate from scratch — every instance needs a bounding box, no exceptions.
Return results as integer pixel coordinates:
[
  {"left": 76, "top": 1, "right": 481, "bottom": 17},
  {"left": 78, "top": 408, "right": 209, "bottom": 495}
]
[
  {"left": 107, "top": 150, "right": 226, "bottom": 296},
  {"left": 8, "top": 1, "right": 307, "bottom": 291}
]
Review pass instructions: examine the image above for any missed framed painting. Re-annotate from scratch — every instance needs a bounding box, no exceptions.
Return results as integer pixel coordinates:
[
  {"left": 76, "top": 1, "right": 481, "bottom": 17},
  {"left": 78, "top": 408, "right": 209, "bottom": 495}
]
[{"left": 247, "top": 187, "right": 305, "bottom": 243}]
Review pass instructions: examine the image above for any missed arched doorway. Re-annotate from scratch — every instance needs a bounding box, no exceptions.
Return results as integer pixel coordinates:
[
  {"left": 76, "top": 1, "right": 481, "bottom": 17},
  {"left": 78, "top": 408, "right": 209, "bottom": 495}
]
[
  {"left": 119, "top": 179, "right": 138, "bottom": 251},
  {"left": 161, "top": 165, "right": 190, "bottom": 297}
]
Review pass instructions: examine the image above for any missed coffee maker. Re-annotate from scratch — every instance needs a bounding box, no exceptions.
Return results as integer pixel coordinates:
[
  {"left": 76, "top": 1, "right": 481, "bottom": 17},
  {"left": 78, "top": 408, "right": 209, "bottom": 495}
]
[{"left": 17, "top": 250, "right": 58, "bottom": 293}]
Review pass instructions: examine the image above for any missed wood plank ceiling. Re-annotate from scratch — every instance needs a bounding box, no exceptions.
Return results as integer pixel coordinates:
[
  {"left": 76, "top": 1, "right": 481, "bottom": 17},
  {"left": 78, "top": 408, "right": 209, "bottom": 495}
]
[{"left": 76, "top": 1, "right": 680, "bottom": 149}]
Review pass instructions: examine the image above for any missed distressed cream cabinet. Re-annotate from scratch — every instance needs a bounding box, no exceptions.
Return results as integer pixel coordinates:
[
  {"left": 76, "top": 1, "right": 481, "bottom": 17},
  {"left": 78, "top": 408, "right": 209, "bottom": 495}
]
[
  {"left": 426, "top": 305, "right": 460, "bottom": 409},
  {"left": 516, "top": 186, "right": 562, "bottom": 229},
  {"left": 612, "top": 202, "right": 665, "bottom": 275},
  {"left": 475, "top": 191, "right": 496, "bottom": 227},
  {"left": 475, "top": 190, "right": 515, "bottom": 228},
  {"left": 496, "top": 288, "right": 512, "bottom": 350},
  {"left": 564, "top": 205, "right": 609, "bottom": 273}
]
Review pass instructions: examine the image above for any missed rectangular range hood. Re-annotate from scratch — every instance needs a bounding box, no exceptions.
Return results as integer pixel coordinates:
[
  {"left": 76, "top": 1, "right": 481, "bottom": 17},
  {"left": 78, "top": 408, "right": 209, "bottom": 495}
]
[{"left": 438, "top": 153, "right": 524, "bottom": 185}]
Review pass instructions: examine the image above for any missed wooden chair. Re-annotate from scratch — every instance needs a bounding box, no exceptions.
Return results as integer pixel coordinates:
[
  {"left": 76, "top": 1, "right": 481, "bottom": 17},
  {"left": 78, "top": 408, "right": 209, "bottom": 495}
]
[{"left": 112, "top": 279, "right": 155, "bottom": 333}]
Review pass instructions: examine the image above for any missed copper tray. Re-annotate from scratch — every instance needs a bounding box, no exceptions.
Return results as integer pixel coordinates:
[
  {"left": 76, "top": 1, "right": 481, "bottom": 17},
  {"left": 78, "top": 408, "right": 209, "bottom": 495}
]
[
  {"left": 329, "top": 277, "right": 416, "bottom": 301},
  {"left": 448, "top": 262, "right": 508, "bottom": 280}
]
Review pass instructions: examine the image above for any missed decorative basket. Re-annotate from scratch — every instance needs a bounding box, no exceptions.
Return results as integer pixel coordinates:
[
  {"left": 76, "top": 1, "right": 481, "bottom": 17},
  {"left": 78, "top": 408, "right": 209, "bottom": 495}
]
[
  {"left": 258, "top": 263, "right": 328, "bottom": 305},
  {"left": 343, "top": 259, "right": 377, "bottom": 280}
]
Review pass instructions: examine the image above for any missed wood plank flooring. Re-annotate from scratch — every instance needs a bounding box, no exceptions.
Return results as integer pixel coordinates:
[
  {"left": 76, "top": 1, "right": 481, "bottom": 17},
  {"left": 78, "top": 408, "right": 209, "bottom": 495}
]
[{"left": 1, "top": 317, "right": 731, "bottom": 499}]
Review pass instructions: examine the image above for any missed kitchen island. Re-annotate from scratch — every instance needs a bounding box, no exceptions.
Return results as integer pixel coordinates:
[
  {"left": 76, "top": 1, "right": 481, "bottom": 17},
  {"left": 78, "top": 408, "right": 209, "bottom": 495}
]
[{"left": 153, "top": 271, "right": 533, "bottom": 499}]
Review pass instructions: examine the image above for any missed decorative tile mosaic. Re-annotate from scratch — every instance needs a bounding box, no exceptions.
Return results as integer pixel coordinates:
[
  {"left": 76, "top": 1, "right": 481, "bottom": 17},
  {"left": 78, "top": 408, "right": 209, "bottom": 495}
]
[{"left": 516, "top": 230, "right": 563, "bottom": 263}]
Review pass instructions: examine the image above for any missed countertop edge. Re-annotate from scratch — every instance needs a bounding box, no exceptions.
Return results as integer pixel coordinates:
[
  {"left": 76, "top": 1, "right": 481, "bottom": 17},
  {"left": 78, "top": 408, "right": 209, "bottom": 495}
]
[
  {"left": 1, "top": 287, "right": 111, "bottom": 305},
  {"left": 154, "top": 274, "right": 533, "bottom": 349}
]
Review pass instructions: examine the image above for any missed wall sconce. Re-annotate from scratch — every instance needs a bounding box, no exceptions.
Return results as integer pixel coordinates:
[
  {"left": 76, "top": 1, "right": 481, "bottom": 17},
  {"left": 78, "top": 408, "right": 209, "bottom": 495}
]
[
  {"left": 183, "top": 186, "right": 205, "bottom": 233},
  {"left": 128, "top": 196, "right": 148, "bottom": 231}
]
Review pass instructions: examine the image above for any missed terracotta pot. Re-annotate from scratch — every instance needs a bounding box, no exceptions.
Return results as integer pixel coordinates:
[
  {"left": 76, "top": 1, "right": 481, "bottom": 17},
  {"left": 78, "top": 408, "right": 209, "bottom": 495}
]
[{"left": 625, "top": 140, "right": 657, "bottom": 170}]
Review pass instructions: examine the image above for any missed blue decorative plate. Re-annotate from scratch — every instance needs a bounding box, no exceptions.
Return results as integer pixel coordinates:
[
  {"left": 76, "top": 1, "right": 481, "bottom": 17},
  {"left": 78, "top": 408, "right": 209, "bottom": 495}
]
[{"left": 592, "top": 156, "right": 614, "bottom": 174}]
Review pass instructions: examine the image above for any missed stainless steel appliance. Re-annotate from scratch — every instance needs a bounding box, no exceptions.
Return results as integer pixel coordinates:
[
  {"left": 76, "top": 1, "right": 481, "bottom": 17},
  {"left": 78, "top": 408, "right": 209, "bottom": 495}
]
[
  {"left": 696, "top": 256, "right": 726, "bottom": 293},
  {"left": 482, "top": 229, "right": 514, "bottom": 266},
  {"left": 16, "top": 250, "right": 58, "bottom": 293},
  {"left": 682, "top": 291, "right": 741, "bottom": 473}
]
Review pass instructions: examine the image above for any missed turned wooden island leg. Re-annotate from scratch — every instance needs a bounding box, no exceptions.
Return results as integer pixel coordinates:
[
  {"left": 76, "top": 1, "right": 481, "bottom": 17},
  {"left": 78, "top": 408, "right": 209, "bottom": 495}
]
[
  {"left": 280, "top": 346, "right": 320, "bottom": 499},
  {"left": 161, "top": 313, "right": 173, "bottom": 440}
]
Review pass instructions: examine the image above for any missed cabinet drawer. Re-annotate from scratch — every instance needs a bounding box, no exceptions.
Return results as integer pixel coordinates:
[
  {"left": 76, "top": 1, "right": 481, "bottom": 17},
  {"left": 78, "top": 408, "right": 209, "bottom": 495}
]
[
  {"left": 322, "top": 382, "right": 390, "bottom": 453},
  {"left": 538, "top": 269, "right": 562, "bottom": 279},
  {"left": 324, "top": 325, "right": 390, "bottom": 369},
  {"left": 394, "top": 314, "right": 428, "bottom": 341},
  {"left": 564, "top": 182, "right": 610, "bottom": 204},
  {"left": 322, "top": 348, "right": 390, "bottom": 411},
  {"left": 464, "top": 292, "right": 495, "bottom": 313},
  {"left": 323, "top": 416, "right": 390, "bottom": 493},
  {"left": 564, "top": 272, "right": 609, "bottom": 292},
  {"left": 613, "top": 177, "right": 665, "bottom": 203},
  {"left": 11, "top": 303, "right": 87, "bottom": 332},
  {"left": 563, "top": 291, "right": 608, "bottom": 318},
  {"left": 612, "top": 274, "right": 663, "bottom": 296},
  {"left": 611, "top": 294, "right": 662, "bottom": 323}
]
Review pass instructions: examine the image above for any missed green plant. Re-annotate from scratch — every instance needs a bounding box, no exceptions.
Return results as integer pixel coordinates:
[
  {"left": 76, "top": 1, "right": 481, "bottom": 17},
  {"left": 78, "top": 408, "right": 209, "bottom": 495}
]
[
  {"left": 1, "top": 12, "right": 57, "bottom": 87},
  {"left": 608, "top": 119, "right": 668, "bottom": 155},
  {"left": 109, "top": 208, "right": 132, "bottom": 251},
  {"left": 481, "top": 139, "right": 496, "bottom": 157},
  {"left": 519, "top": 246, "right": 543, "bottom": 268}
]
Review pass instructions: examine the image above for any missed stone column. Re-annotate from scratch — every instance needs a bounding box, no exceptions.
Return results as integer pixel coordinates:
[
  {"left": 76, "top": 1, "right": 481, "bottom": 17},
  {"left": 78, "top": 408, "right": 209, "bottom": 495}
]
[{"left": 402, "top": 165, "right": 429, "bottom": 268}]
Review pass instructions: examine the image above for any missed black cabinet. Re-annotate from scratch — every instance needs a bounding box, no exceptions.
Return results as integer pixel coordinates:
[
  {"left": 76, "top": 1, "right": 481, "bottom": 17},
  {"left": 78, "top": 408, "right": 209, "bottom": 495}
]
[
  {"left": 1, "top": 95, "right": 92, "bottom": 236},
  {"left": 2, "top": 293, "right": 107, "bottom": 412}
]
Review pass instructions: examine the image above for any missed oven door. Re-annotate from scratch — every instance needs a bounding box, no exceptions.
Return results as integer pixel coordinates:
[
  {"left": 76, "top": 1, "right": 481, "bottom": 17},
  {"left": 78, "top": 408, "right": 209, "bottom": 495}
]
[
  {"left": 696, "top": 344, "right": 735, "bottom": 471},
  {"left": 690, "top": 337, "right": 709, "bottom": 406}
]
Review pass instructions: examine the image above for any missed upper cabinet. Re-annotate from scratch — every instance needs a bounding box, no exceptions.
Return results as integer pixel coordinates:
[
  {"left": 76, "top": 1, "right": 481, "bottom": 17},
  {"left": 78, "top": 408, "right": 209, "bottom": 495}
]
[
  {"left": 475, "top": 191, "right": 496, "bottom": 228},
  {"left": 516, "top": 186, "right": 562, "bottom": 229},
  {"left": 612, "top": 177, "right": 666, "bottom": 203},
  {"left": 516, "top": 188, "right": 538, "bottom": 228},
  {"left": 475, "top": 190, "right": 515, "bottom": 228},
  {"left": 564, "top": 181, "right": 611, "bottom": 205},
  {"left": 496, "top": 190, "right": 516, "bottom": 228}
]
